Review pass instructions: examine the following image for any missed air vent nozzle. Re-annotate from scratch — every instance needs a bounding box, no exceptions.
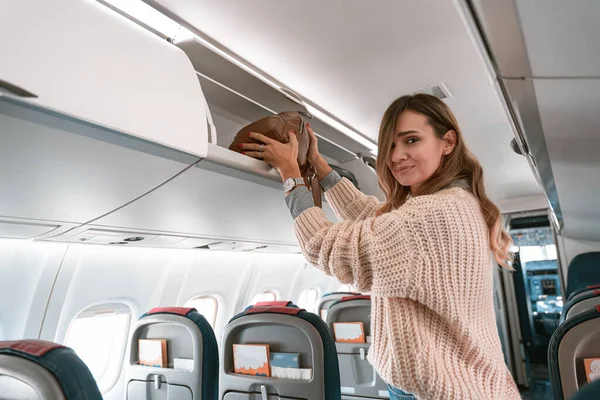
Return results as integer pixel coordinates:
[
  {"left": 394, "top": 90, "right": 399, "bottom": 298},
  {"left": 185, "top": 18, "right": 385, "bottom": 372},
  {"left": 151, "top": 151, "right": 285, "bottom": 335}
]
[
  {"left": 417, "top": 82, "right": 451, "bottom": 100},
  {"left": 359, "top": 155, "right": 377, "bottom": 172},
  {"left": 510, "top": 138, "right": 523, "bottom": 155}
]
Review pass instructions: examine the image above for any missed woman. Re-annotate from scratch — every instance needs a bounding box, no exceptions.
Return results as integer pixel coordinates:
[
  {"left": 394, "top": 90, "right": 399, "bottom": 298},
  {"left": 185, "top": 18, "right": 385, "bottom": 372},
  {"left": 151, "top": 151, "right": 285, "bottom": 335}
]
[{"left": 241, "top": 94, "right": 521, "bottom": 399}]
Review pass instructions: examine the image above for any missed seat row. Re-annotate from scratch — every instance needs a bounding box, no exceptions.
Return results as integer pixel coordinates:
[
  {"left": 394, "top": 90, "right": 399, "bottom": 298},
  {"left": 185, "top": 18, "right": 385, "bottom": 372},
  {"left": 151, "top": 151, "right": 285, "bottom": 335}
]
[
  {"left": 0, "top": 294, "right": 388, "bottom": 400},
  {"left": 549, "top": 252, "right": 600, "bottom": 399}
]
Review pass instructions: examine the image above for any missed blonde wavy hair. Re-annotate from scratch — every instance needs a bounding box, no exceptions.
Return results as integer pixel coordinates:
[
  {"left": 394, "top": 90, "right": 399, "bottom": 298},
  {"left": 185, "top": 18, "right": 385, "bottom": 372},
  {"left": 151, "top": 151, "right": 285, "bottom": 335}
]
[{"left": 375, "top": 94, "right": 513, "bottom": 269}]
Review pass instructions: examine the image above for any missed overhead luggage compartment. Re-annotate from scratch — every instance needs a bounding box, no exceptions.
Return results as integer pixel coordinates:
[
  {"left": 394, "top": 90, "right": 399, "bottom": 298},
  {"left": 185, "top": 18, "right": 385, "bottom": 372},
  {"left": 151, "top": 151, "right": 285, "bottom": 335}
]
[
  {"left": 56, "top": 145, "right": 338, "bottom": 247},
  {"left": 0, "top": 97, "right": 199, "bottom": 228},
  {"left": 143, "top": 0, "right": 378, "bottom": 160},
  {"left": 0, "top": 0, "right": 209, "bottom": 157},
  {"left": 175, "top": 36, "right": 371, "bottom": 163},
  {"left": 0, "top": 0, "right": 209, "bottom": 238}
]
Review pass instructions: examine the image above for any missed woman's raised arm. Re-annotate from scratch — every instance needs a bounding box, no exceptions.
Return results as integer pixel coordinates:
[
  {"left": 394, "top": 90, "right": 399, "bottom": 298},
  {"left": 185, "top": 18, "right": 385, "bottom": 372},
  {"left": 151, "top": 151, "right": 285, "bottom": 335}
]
[{"left": 308, "top": 126, "right": 381, "bottom": 222}]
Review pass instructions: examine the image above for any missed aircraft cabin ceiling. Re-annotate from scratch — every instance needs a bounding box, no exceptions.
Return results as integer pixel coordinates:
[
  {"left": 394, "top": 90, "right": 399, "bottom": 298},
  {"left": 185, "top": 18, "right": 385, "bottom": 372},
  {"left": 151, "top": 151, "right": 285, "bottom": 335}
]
[
  {"left": 470, "top": 0, "right": 600, "bottom": 241},
  {"left": 146, "top": 0, "right": 543, "bottom": 209}
]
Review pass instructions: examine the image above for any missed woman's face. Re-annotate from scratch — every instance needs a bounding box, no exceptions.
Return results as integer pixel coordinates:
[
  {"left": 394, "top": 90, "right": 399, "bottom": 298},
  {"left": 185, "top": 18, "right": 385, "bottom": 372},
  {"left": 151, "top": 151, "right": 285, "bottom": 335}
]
[{"left": 387, "top": 110, "right": 455, "bottom": 192}]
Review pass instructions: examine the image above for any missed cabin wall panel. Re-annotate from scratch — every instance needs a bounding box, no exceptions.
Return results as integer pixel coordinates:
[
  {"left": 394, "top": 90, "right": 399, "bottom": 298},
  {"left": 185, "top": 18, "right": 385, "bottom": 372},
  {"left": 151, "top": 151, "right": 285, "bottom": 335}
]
[
  {"left": 243, "top": 254, "right": 306, "bottom": 306},
  {"left": 175, "top": 251, "right": 254, "bottom": 338},
  {"left": 0, "top": 240, "right": 67, "bottom": 340}
]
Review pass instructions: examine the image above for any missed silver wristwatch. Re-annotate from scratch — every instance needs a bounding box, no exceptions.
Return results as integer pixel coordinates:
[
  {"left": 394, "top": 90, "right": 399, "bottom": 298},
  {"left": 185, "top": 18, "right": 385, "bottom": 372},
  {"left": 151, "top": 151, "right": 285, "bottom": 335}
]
[{"left": 283, "top": 177, "right": 305, "bottom": 193}]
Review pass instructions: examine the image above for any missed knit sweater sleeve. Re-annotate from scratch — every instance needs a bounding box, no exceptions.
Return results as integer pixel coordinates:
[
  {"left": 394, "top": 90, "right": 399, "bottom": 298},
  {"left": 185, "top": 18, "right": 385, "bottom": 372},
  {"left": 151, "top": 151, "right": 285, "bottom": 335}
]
[
  {"left": 325, "top": 177, "right": 381, "bottom": 222},
  {"left": 293, "top": 201, "right": 427, "bottom": 296}
]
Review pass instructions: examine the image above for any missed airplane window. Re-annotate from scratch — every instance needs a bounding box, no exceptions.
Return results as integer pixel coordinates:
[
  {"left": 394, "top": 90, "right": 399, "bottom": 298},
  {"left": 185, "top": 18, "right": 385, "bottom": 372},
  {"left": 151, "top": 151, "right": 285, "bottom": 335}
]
[
  {"left": 545, "top": 244, "right": 557, "bottom": 260},
  {"left": 64, "top": 304, "right": 131, "bottom": 394},
  {"left": 250, "top": 290, "right": 277, "bottom": 305},
  {"left": 297, "top": 288, "right": 319, "bottom": 313},
  {"left": 338, "top": 284, "right": 354, "bottom": 292},
  {"left": 183, "top": 295, "right": 218, "bottom": 328}
]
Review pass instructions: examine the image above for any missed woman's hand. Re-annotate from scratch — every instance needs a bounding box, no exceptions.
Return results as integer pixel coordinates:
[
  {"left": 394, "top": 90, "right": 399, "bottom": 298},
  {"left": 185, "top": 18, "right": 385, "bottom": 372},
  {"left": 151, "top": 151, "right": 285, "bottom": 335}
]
[
  {"left": 306, "top": 123, "right": 322, "bottom": 165},
  {"left": 241, "top": 131, "right": 302, "bottom": 181},
  {"left": 306, "top": 124, "right": 333, "bottom": 180}
]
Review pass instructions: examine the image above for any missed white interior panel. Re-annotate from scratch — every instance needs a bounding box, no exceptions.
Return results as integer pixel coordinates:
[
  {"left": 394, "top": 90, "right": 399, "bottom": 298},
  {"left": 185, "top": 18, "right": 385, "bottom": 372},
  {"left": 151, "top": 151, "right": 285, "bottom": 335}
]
[
  {"left": 0, "top": 0, "right": 209, "bottom": 156},
  {"left": 0, "top": 220, "right": 58, "bottom": 239},
  {"left": 242, "top": 255, "right": 305, "bottom": 307},
  {"left": 0, "top": 97, "right": 198, "bottom": 224},
  {"left": 89, "top": 158, "right": 338, "bottom": 245},
  {"left": 0, "top": 240, "right": 67, "bottom": 340},
  {"left": 514, "top": 0, "right": 600, "bottom": 77},
  {"left": 175, "top": 251, "right": 254, "bottom": 336},
  {"left": 39, "top": 245, "right": 188, "bottom": 343},
  {"left": 290, "top": 265, "right": 343, "bottom": 309},
  {"left": 533, "top": 79, "right": 600, "bottom": 240},
  {"left": 495, "top": 195, "right": 548, "bottom": 214}
]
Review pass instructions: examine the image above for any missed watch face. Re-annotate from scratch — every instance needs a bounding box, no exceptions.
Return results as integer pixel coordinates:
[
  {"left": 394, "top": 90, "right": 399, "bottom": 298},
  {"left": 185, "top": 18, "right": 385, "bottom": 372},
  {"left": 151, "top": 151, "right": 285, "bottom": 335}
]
[{"left": 283, "top": 178, "right": 295, "bottom": 192}]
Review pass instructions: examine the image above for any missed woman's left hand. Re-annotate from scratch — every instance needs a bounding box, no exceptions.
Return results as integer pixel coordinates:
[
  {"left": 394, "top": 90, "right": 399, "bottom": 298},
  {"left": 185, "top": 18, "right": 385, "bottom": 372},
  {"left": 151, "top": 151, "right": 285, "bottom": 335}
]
[{"left": 241, "top": 131, "right": 302, "bottom": 180}]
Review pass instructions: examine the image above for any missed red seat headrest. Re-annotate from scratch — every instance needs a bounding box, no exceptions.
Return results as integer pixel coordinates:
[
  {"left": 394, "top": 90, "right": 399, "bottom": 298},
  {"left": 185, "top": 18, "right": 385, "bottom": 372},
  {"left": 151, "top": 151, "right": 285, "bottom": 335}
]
[
  {"left": 0, "top": 339, "right": 64, "bottom": 357},
  {"left": 147, "top": 307, "right": 195, "bottom": 316}
]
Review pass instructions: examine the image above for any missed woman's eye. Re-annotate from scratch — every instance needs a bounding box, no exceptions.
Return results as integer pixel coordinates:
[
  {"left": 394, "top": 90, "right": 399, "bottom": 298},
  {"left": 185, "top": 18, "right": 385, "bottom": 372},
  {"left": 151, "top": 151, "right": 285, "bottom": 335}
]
[
  {"left": 406, "top": 137, "right": 419, "bottom": 145},
  {"left": 391, "top": 143, "right": 396, "bottom": 149}
]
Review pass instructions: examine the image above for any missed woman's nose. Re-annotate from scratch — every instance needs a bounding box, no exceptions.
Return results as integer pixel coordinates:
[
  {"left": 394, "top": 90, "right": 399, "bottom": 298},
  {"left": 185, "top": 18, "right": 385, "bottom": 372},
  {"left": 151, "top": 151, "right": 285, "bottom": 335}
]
[{"left": 391, "top": 146, "right": 407, "bottom": 163}]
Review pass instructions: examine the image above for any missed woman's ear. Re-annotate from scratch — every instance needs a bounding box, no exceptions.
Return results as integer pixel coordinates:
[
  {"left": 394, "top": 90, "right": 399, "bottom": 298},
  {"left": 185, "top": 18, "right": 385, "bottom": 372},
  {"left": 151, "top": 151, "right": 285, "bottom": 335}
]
[{"left": 443, "top": 130, "right": 457, "bottom": 154}]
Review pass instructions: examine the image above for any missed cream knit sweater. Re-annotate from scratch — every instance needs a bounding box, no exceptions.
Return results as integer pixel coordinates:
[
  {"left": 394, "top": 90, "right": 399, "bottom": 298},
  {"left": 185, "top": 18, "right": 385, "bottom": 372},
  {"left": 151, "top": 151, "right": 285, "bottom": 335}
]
[{"left": 294, "top": 178, "right": 521, "bottom": 399}]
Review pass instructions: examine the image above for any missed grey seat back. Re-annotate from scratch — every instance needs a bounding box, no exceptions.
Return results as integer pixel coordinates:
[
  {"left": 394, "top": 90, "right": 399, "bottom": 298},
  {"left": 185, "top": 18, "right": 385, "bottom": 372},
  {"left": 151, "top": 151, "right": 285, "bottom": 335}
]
[
  {"left": 219, "top": 304, "right": 340, "bottom": 400},
  {"left": 316, "top": 292, "right": 360, "bottom": 320},
  {"left": 562, "top": 290, "right": 600, "bottom": 321},
  {"left": 326, "top": 295, "right": 389, "bottom": 399},
  {"left": 0, "top": 355, "right": 65, "bottom": 400},
  {"left": 0, "top": 339, "right": 101, "bottom": 400},
  {"left": 126, "top": 307, "right": 218, "bottom": 400},
  {"left": 549, "top": 306, "right": 600, "bottom": 399}
]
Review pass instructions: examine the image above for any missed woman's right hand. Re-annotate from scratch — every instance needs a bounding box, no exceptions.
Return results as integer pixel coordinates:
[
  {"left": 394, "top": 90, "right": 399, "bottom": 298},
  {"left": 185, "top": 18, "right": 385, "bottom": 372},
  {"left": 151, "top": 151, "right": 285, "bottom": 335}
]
[
  {"left": 306, "top": 123, "right": 321, "bottom": 165},
  {"left": 306, "top": 123, "right": 333, "bottom": 180}
]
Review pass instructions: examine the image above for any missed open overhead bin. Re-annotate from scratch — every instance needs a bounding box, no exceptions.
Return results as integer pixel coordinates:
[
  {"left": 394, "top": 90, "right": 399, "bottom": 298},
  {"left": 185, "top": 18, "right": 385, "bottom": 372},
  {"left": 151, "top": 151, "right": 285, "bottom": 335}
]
[
  {"left": 175, "top": 37, "right": 368, "bottom": 163},
  {"left": 0, "top": 0, "right": 209, "bottom": 238},
  {"left": 143, "top": 0, "right": 378, "bottom": 161}
]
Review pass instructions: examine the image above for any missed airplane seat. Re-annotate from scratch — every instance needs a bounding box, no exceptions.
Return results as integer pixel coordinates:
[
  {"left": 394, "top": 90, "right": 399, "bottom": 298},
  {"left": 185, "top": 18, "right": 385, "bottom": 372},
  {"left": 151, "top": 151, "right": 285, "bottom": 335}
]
[
  {"left": 565, "top": 252, "right": 600, "bottom": 300},
  {"left": 219, "top": 302, "right": 341, "bottom": 399},
  {"left": 126, "top": 307, "right": 218, "bottom": 400},
  {"left": 561, "top": 289, "right": 600, "bottom": 322},
  {"left": 326, "top": 295, "right": 389, "bottom": 399},
  {"left": 549, "top": 305, "right": 600, "bottom": 400},
  {"left": 568, "top": 285, "right": 600, "bottom": 304},
  {"left": 569, "top": 378, "right": 600, "bottom": 400},
  {"left": 0, "top": 339, "right": 102, "bottom": 400},
  {"left": 316, "top": 292, "right": 361, "bottom": 320}
]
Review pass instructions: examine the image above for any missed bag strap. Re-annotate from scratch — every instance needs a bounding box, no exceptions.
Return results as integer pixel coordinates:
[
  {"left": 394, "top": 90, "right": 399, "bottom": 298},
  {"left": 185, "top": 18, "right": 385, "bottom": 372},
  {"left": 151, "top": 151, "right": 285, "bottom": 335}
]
[{"left": 304, "top": 165, "right": 322, "bottom": 208}]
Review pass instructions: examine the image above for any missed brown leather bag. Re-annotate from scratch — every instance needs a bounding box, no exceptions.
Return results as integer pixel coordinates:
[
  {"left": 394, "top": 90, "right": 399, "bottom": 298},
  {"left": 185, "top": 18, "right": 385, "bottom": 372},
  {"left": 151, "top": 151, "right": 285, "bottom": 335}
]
[{"left": 228, "top": 111, "right": 322, "bottom": 207}]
